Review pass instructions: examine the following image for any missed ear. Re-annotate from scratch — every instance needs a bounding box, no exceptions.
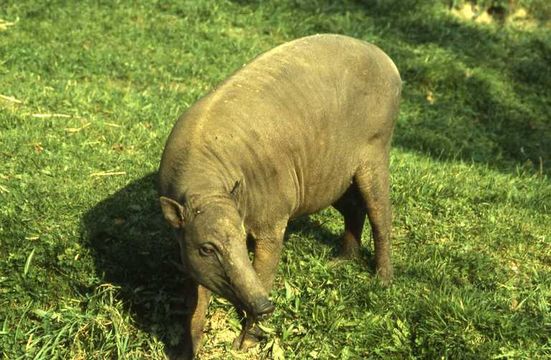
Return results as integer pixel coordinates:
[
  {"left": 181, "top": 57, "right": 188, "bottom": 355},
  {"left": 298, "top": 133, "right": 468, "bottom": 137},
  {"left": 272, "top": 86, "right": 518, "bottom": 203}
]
[{"left": 160, "top": 196, "right": 186, "bottom": 229}]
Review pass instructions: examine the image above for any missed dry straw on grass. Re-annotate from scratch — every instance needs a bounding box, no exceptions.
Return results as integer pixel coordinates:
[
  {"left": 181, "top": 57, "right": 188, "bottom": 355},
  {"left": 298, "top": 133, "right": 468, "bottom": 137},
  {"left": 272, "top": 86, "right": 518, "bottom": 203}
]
[
  {"left": 89, "top": 171, "right": 127, "bottom": 177},
  {"left": 0, "top": 18, "right": 18, "bottom": 31},
  {"left": 0, "top": 94, "right": 23, "bottom": 104}
]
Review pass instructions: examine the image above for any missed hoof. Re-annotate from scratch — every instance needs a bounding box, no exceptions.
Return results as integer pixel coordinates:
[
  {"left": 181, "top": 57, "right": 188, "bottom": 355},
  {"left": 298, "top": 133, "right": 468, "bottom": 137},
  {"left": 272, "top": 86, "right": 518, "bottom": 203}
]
[
  {"left": 232, "top": 332, "right": 260, "bottom": 351},
  {"left": 338, "top": 233, "right": 361, "bottom": 260},
  {"left": 338, "top": 246, "right": 361, "bottom": 260},
  {"left": 232, "top": 324, "right": 264, "bottom": 351},
  {"left": 376, "top": 265, "right": 393, "bottom": 286},
  {"left": 339, "top": 242, "right": 362, "bottom": 260}
]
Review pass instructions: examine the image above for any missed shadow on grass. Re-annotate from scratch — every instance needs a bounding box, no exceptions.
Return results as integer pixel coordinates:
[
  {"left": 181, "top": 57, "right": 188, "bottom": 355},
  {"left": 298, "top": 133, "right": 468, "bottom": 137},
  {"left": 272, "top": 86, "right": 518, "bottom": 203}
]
[
  {"left": 358, "top": 1, "right": 551, "bottom": 174},
  {"left": 82, "top": 173, "right": 185, "bottom": 357},
  {"left": 82, "top": 172, "right": 357, "bottom": 357}
]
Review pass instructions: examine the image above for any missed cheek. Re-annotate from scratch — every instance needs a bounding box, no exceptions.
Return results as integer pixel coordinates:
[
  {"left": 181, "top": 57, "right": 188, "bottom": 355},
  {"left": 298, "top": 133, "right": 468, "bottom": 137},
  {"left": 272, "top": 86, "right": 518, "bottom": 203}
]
[
  {"left": 186, "top": 256, "right": 228, "bottom": 292},
  {"left": 186, "top": 255, "right": 213, "bottom": 281}
]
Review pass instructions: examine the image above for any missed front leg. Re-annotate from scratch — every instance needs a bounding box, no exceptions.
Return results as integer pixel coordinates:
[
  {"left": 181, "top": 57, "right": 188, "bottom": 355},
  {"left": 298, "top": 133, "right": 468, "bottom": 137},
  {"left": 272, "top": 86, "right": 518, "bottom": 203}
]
[
  {"left": 179, "top": 281, "right": 211, "bottom": 359},
  {"left": 233, "top": 223, "right": 286, "bottom": 351}
]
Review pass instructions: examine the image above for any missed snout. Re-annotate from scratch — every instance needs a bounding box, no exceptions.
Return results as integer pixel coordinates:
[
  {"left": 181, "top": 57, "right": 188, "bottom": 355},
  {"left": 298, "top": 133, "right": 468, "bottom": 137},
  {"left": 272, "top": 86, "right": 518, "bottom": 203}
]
[{"left": 250, "top": 298, "right": 275, "bottom": 317}]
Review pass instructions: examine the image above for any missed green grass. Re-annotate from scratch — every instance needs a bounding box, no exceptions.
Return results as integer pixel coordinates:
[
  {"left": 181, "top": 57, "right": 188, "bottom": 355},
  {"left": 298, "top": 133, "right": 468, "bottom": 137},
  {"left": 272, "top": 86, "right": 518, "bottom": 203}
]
[{"left": 1, "top": 0, "right": 550, "bottom": 359}]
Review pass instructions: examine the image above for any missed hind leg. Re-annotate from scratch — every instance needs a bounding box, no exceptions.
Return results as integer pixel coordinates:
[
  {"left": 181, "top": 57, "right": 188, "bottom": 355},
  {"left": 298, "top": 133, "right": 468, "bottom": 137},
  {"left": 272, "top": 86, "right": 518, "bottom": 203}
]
[
  {"left": 333, "top": 184, "right": 367, "bottom": 259},
  {"left": 355, "top": 158, "right": 393, "bottom": 284}
]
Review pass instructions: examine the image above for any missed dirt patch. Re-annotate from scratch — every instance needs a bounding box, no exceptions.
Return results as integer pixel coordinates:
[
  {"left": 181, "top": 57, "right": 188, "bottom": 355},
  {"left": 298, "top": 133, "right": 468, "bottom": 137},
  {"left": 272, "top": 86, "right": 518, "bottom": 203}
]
[
  {"left": 197, "top": 309, "right": 263, "bottom": 360},
  {"left": 450, "top": 3, "right": 493, "bottom": 24},
  {"left": 449, "top": 3, "right": 548, "bottom": 29}
]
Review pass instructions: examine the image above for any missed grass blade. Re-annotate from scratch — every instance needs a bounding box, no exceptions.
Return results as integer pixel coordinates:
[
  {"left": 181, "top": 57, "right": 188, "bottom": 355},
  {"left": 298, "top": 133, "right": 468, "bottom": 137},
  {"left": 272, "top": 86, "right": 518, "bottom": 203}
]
[{"left": 23, "top": 248, "right": 35, "bottom": 277}]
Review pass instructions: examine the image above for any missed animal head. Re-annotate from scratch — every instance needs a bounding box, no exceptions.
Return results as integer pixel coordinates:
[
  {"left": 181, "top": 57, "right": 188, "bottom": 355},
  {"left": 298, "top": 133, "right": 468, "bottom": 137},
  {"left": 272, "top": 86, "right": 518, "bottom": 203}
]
[{"left": 159, "top": 186, "right": 273, "bottom": 317}]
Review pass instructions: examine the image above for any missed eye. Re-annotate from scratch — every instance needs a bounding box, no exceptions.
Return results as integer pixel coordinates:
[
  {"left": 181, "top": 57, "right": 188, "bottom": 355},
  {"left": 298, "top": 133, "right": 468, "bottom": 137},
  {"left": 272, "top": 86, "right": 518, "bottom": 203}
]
[{"left": 199, "top": 243, "right": 216, "bottom": 257}]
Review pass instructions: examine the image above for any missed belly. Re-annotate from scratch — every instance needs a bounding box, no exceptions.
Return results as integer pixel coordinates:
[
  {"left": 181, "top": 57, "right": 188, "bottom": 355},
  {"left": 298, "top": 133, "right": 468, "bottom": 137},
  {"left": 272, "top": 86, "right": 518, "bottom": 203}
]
[{"left": 290, "top": 157, "right": 358, "bottom": 218}]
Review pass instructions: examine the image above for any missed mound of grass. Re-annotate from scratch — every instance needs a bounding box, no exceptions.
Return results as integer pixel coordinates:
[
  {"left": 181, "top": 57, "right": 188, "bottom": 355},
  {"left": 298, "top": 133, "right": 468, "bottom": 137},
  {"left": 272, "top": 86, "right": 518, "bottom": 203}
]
[{"left": 1, "top": 0, "right": 549, "bottom": 359}]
